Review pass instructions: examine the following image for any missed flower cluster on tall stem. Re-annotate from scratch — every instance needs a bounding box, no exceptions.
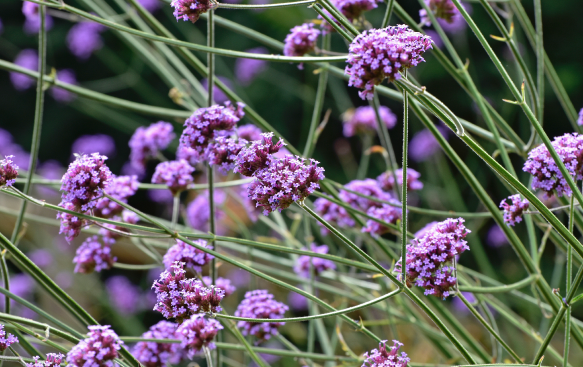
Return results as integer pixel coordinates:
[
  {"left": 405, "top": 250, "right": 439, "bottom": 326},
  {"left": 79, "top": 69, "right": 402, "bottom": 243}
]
[
  {"left": 176, "top": 315, "right": 223, "bottom": 358},
  {"left": 67, "top": 325, "right": 122, "bottom": 367}
]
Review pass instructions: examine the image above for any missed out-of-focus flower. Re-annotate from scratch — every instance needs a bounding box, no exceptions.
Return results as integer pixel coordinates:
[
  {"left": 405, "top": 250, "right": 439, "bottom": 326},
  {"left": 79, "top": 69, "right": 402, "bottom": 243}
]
[
  {"left": 451, "top": 291, "right": 476, "bottom": 313},
  {"left": 73, "top": 236, "right": 116, "bottom": 273},
  {"left": 0, "top": 324, "right": 18, "bottom": 351},
  {"left": 237, "top": 124, "right": 263, "bottom": 141},
  {"left": 51, "top": 69, "right": 77, "bottom": 103},
  {"left": 22, "top": 1, "right": 53, "bottom": 34},
  {"left": 132, "top": 321, "right": 182, "bottom": 367},
  {"left": 176, "top": 315, "right": 223, "bottom": 358},
  {"left": 72, "top": 134, "right": 116, "bottom": 158},
  {"left": 177, "top": 143, "right": 201, "bottom": 166},
  {"left": 99, "top": 210, "right": 139, "bottom": 243},
  {"left": 163, "top": 239, "right": 214, "bottom": 272},
  {"left": 56, "top": 201, "right": 89, "bottom": 243},
  {"left": 424, "top": 29, "right": 443, "bottom": 49},
  {"left": 409, "top": 125, "right": 449, "bottom": 162},
  {"left": 287, "top": 289, "right": 308, "bottom": 311},
  {"left": 171, "top": 0, "right": 217, "bottom": 23},
  {"left": 486, "top": 225, "right": 508, "bottom": 248},
  {"left": 37, "top": 160, "right": 64, "bottom": 197},
  {"left": 362, "top": 202, "right": 402, "bottom": 236},
  {"left": 235, "top": 48, "right": 268, "bottom": 85},
  {"left": 67, "top": 325, "right": 122, "bottom": 367},
  {"left": 578, "top": 108, "right": 583, "bottom": 126},
  {"left": 148, "top": 188, "right": 174, "bottom": 204},
  {"left": 105, "top": 275, "right": 142, "bottom": 315},
  {"left": 26, "top": 353, "right": 64, "bottom": 367},
  {"left": 60, "top": 153, "right": 113, "bottom": 212},
  {"left": 202, "top": 277, "right": 236, "bottom": 297},
  {"left": 67, "top": 22, "right": 106, "bottom": 60},
  {"left": 283, "top": 23, "right": 320, "bottom": 69},
  {"left": 152, "top": 160, "right": 195, "bottom": 195},
  {"left": 10, "top": 49, "right": 37, "bottom": 91},
  {"left": 138, "top": 0, "right": 161, "bottom": 12},
  {"left": 342, "top": 105, "right": 397, "bottom": 137},
  {"left": 395, "top": 218, "right": 470, "bottom": 298},
  {"left": 0, "top": 274, "right": 35, "bottom": 317},
  {"left": 94, "top": 175, "right": 139, "bottom": 218},
  {"left": 235, "top": 290, "right": 288, "bottom": 341},
  {"left": 320, "top": 0, "right": 381, "bottom": 32},
  {"left": 362, "top": 340, "right": 410, "bottom": 367},
  {"left": 186, "top": 189, "right": 227, "bottom": 233},
  {"left": 130, "top": 121, "right": 175, "bottom": 171},
  {"left": 523, "top": 133, "right": 583, "bottom": 197},
  {"left": 500, "top": 194, "right": 529, "bottom": 226},
  {"left": 294, "top": 244, "right": 336, "bottom": 277},
  {"left": 201, "top": 76, "right": 233, "bottom": 105},
  {"left": 0, "top": 155, "right": 18, "bottom": 187},
  {"left": 234, "top": 132, "right": 285, "bottom": 177},
  {"left": 377, "top": 169, "right": 423, "bottom": 192},
  {"left": 27, "top": 249, "right": 53, "bottom": 269},
  {"left": 420, "top": 0, "right": 468, "bottom": 34},
  {"left": 346, "top": 25, "right": 433, "bottom": 99}
]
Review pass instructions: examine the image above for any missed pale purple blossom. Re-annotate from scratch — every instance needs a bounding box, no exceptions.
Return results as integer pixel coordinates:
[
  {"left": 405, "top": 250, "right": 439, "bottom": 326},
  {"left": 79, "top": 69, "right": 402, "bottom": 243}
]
[
  {"left": 294, "top": 244, "right": 336, "bottom": 278},
  {"left": 320, "top": 0, "right": 381, "bottom": 32},
  {"left": 202, "top": 77, "right": 233, "bottom": 105},
  {"left": 72, "top": 134, "right": 116, "bottom": 158},
  {"left": 486, "top": 225, "right": 508, "bottom": 248},
  {"left": 99, "top": 210, "right": 140, "bottom": 243},
  {"left": 186, "top": 190, "right": 226, "bottom": 234},
  {"left": 10, "top": 49, "right": 37, "bottom": 91},
  {"left": 342, "top": 105, "right": 397, "bottom": 137},
  {"left": 283, "top": 23, "right": 320, "bottom": 69},
  {"left": 362, "top": 340, "right": 409, "bottom": 367},
  {"left": 235, "top": 48, "right": 268, "bottom": 85},
  {"left": 0, "top": 156, "right": 18, "bottom": 187},
  {"left": 237, "top": 124, "right": 263, "bottom": 141},
  {"left": 206, "top": 136, "right": 248, "bottom": 174},
  {"left": 578, "top": 108, "right": 583, "bottom": 126},
  {"left": 171, "top": 0, "right": 217, "bottom": 23},
  {"left": 106, "top": 276, "right": 142, "bottom": 315},
  {"left": 409, "top": 125, "right": 449, "bottom": 162},
  {"left": 132, "top": 321, "right": 182, "bottom": 367},
  {"left": 37, "top": 160, "right": 64, "bottom": 197},
  {"left": 26, "top": 353, "right": 64, "bottom": 367},
  {"left": 177, "top": 142, "right": 201, "bottom": 166},
  {"left": 0, "top": 324, "right": 18, "bottom": 351},
  {"left": 27, "top": 249, "right": 53, "bottom": 269},
  {"left": 499, "top": 194, "right": 529, "bottom": 226},
  {"left": 22, "top": 1, "right": 53, "bottom": 34},
  {"left": 56, "top": 201, "right": 89, "bottom": 243},
  {"left": 138, "top": 0, "right": 161, "bottom": 12},
  {"left": 94, "top": 175, "right": 139, "bottom": 218},
  {"left": 152, "top": 160, "right": 195, "bottom": 195},
  {"left": 130, "top": 121, "right": 175, "bottom": 171},
  {"left": 0, "top": 274, "right": 35, "bottom": 318},
  {"left": 377, "top": 169, "right": 423, "bottom": 192},
  {"left": 67, "top": 325, "right": 122, "bottom": 367},
  {"left": 176, "top": 315, "right": 223, "bottom": 358},
  {"left": 73, "top": 236, "right": 116, "bottom": 273},
  {"left": 163, "top": 240, "right": 214, "bottom": 272},
  {"left": 51, "top": 69, "right": 77, "bottom": 103},
  {"left": 235, "top": 290, "right": 288, "bottom": 341},
  {"left": 149, "top": 189, "right": 174, "bottom": 204},
  {"left": 67, "top": 22, "right": 106, "bottom": 60},
  {"left": 420, "top": 0, "right": 469, "bottom": 34}
]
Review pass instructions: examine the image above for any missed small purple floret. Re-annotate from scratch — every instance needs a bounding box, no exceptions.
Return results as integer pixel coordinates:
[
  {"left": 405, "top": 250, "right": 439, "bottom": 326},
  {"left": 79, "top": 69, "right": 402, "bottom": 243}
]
[
  {"left": 25, "top": 353, "right": 65, "bottom": 367},
  {"left": 10, "top": 49, "right": 38, "bottom": 91},
  {"left": 51, "top": 69, "right": 77, "bottom": 103},
  {"left": 234, "top": 133, "right": 285, "bottom": 177},
  {"left": 171, "top": 0, "right": 217, "bottom": 23},
  {"left": 202, "top": 277, "right": 236, "bottom": 297},
  {"left": 499, "top": 194, "right": 529, "bottom": 226},
  {"left": 106, "top": 275, "right": 142, "bottom": 315},
  {"left": 130, "top": 121, "right": 175, "bottom": 171},
  {"left": 60, "top": 153, "right": 113, "bottom": 212},
  {"left": 343, "top": 105, "right": 397, "bottom": 137},
  {"left": 0, "top": 324, "right": 18, "bottom": 351},
  {"left": 94, "top": 175, "right": 139, "bottom": 218},
  {"left": 22, "top": 1, "right": 53, "bottom": 34},
  {"left": 362, "top": 202, "right": 403, "bottom": 236},
  {"left": 283, "top": 23, "right": 320, "bottom": 69},
  {"left": 67, "top": 22, "right": 105, "bottom": 60},
  {"left": 0, "top": 155, "right": 19, "bottom": 187}
]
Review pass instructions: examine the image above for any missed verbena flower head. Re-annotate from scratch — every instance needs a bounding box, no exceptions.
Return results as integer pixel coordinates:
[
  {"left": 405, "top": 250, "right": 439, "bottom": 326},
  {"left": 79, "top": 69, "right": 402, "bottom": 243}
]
[
  {"left": 72, "top": 134, "right": 116, "bottom": 157},
  {"left": 138, "top": 0, "right": 161, "bottom": 12},
  {"left": 206, "top": 137, "right": 248, "bottom": 175},
  {"left": 180, "top": 102, "right": 245, "bottom": 154},
  {"left": 237, "top": 124, "right": 263, "bottom": 141},
  {"left": 395, "top": 218, "right": 469, "bottom": 298},
  {"left": 342, "top": 105, "right": 397, "bottom": 137},
  {"left": 499, "top": 194, "right": 529, "bottom": 226},
  {"left": 362, "top": 340, "right": 409, "bottom": 367},
  {"left": 67, "top": 21, "right": 105, "bottom": 60},
  {"left": 186, "top": 189, "right": 226, "bottom": 233},
  {"left": 363, "top": 202, "right": 403, "bottom": 236},
  {"left": 67, "top": 325, "right": 122, "bottom": 367},
  {"left": 234, "top": 133, "right": 286, "bottom": 177},
  {"left": 283, "top": 23, "right": 320, "bottom": 69},
  {"left": 294, "top": 244, "right": 336, "bottom": 278},
  {"left": 133, "top": 321, "right": 182, "bottom": 367},
  {"left": 22, "top": 1, "right": 53, "bottom": 34},
  {"left": 94, "top": 175, "right": 139, "bottom": 218},
  {"left": 247, "top": 155, "right": 325, "bottom": 215},
  {"left": 152, "top": 160, "right": 195, "bottom": 195},
  {"left": 0, "top": 324, "right": 18, "bottom": 351},
  {"left": 345, "top": 25, "right": 433, "bottom": 99},
  {"left": 56, "top": 201, "right": 89, "bottom": 242},
  {"left": 235, "top": 290, "right": 288, "bottom": 341},
  {"left": 377, "top": 169, "right": 424, "bottom": 192},
  {"left": 10, "top": 49, "right": 37, "bottom": 91},
  {"left": 152, "top": 261, "right": 225, "bottom": 323},
  {"left": 163, "top": 239, "right": 214, "bottom": 272},
  {"left": 176, "top": 315, "right": 223, "bottom": 358},
  {"left": 320, "top": 0, "right": 381, "bottom": 32},
  {"left": 203, "top": 276, "right": 236, "bottom": 297},
  {"left": 523, "top": 133, "right": 583, "bottom": 197},
  {"left": 578, "top": 108, "right": 583, "bottom": 126},
  {"left": 235, "top": 48, "right": 268, "bottom": 86},
  {"left": 106, "top": 275, "right": 142, "bottom": 315},
  {"left": 26, "top": 353, "right": 65, "bottom": 367},
  {"left": 73, "top": 236, "right": 116, "bottom": 273},
  {"left": 487, "top": 225, "right": 508, "bottom": 248},
  {"left": 409, "top": 125, "right": 449, "bottom": 162},
  {"left": 51, "top": 69, "right": 77, "bottom": 103},
  {"left": 0, "top": 156, "right": 18, "bottom": 187},
  {"left": 61, "top": 153, "right": 113, "bottom": 212},
  {"left": 130, "top": 121, "right": 175, "bottom": 171},
  {"left": 99, "top": 210, "right": 139, "bottom": 243},
  {"left": 177, "top": 142, "right": 201, "bottom": 166},
  {"left": 171, "top": 0, "right": 217, "bottom": 23}
]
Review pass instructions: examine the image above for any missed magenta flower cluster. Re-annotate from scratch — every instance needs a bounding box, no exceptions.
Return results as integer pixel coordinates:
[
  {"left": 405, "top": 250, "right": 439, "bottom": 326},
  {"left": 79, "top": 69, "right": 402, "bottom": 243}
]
[
  {"left": 73, "top": 236, "right": 116, "bottom": 273},
  {"left": 234, "top": 132, "right": 285, "bottom": 177},
  {"left": 67, "top": 325, "right": 122, "bottom": 367},
  {"left": 132, "top": 321, "right": 183, "bottom": 367},
  {"left": 0, "top": 156, "right": 18, "bottom": 187},
  {"left": 395, "top": 218, "right": 469, "bottom": 298},
  {"left": 499, "top": 194, "right": 529, "bottom": 226},
  {"left": 152, "top": 262, "right": 225, "bottom": 323},
  {"left": 171, "top": 0, "right": 217, "bottom": 23},
  {"left": 25, "top": 353, "right": 65, "bottom": 367},
  {"left": 60, "top": 153, "right": 113, "bottom": 212},
  {"left": 377, "top": 169, "right": 424, "bottom": 192},
  {"left": 129, "top": 121, "right": 175, "bottom": 171},
  {"left": 523, "top": 133, "right": 583, "bottom": 197},
  {"left": 345, "top": 25, "right": 433, "bottom": 99},
  {"left": 163, "top": 240, "right": 215, "bottom": 272},
  {"left": 294, "top": 244, "right": 336, "bottom": 278},
  {"left": 283, "top": 23, "right": 320, "bottom": 68},
  {"left": 0, "top": 324, "right": 18, "bottom": 351},
  {"left": 94, "top": 175, "right": 139, "bottom": 218},
  {"left": 176, "top": 315, "right": 223, "bottom": 357},
  {"left": 234, "top": 290, "right": 288, "bottom": 341},
  {"left": 67, "top": 21, "right": 105, "bottom": 60},
  {"left": 152, "top": 160, "right": 195, "bottom": 194},
  {"left": 362, "top": 340, "right": 410, "bottom": 367},
  {"left": 342, "top": 105, "right": 397, "bottom": 137}
]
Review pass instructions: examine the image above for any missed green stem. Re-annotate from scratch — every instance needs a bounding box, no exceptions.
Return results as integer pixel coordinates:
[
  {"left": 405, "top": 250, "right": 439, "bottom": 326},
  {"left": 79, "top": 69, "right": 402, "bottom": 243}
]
[
  {"left": 459, "top": 275, "right": 538, "bottom": 293},
  {"left": 317, "top": 0, "right": 360, "bottom": 37},
  {"left": 217, "top": 0, "right": 315, "bottom": 8},
  {"left": 381, "top": 0, "right": 395, "bottom": 28},
  {"left": 564, "top": 195, "right": 575, "bottom": 366},
  {"left": 311, "top": 4, "right": 354, "bottom": 41},
  {"left": 401, "top": 72, "right": 409, "bottom": 285}
]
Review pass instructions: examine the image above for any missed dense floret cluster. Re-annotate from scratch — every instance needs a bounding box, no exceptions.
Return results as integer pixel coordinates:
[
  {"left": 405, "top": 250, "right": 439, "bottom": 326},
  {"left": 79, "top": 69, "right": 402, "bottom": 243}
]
[
  {"left": 234, "top": 290, "right": 288, "bottom": 341},
  {"left": 60, "top": 153, "right": 113, "bottom": 212},
  {"left": 500, "top": 194, "right": 529, "bottom": 226},
  {"left": 0, "top": 155, "right": 18, "bottom": 187},
  {"left": 0, "top": 324, "right": 18, "bottom": 351},
  {"left": 25, "top": 353, "right": 65, "bottom": 367},
  {"left": 94, "top": 175, "right": 139, "bottom": 218},
  {"left": 283, "top": 23, "right": 320, "bottom": 69},
  {"left": 163, "top": 240, "right": 214, "bottom": 272},
  {"left": 294, "top": 244, "right": 336, "bottom": 278},
  {"left": 234, "top": 132, "right": 285, "bottom": 176},
  {"left": 73, "top": 236, "right": 116, "bottom": 273},
  {"left": 132, "top": 321, "right": 183, "bottom": 367},
  {"left": 129, "top": 121, "right": 175, "bottom": 171},
  {"left": 176, "top": 315, "right": 223, "bottom": 357},
  {"left": 171, "top": 0, "right": 217, "bottom": 23},
  {"left": 67, "top": 325, "right": 122, "bottom": 367},
  {"left": 152, "top": 160, "right": 195, "bottom": 194},
  {"left": 362, "top": 340, "right": 410, "bottom": 367}
]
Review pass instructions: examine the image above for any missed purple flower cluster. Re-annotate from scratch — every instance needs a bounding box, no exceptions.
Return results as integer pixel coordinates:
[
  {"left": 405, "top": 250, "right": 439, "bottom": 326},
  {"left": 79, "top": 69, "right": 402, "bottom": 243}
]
[
  {"left": 22, "top": 1, "right": 53, "bottom": 34},
  {"left": 202, "top": 276, "right": 236, "bottom": 297},
  {"left": 133, "top": 321, "right": 183, "bottom": 367},
  {"left": 395, "top": 218, "right": 470, "bottom": 298},
  {"left": 0, "top": 324, "right": 18, "bottom": 351},
  {"left": 56, "top": 201, "right": 89, "bottom": 242},
  {"left": 362, "top": 202, "right": 402, "bottom": 236},
  {"left": 362, "top": 340, "right": 410, "bottom": 367},
  {"left": 138, "top": 0, "right": 161, "bottom": 12},
  {"left": 106, "top": 276, "right": 142, "bottom": 315},
  {"left": 152, "top": 262, "right": 225, "bottom": 323},
  {"left": 235, "top": 48, "right": 269, "bottom": 85},
  {"left": 294, "top": 244, "right": 336, "bottom": 278},
  {"left": 342, "top": 105, "right": 397, "bottom": 137},
  {"left": 67, "top": 21, "right": 106, "bottom": 60},
  {"left": 176, "top": 315, "right": 223, "bottom": 357},
  {"left": 163, "top": 240, "right": 214, "bottom": 272},
  {"left": 345, "top": 25, "right": 433, "bottom": 100},
  {"left": 377, "top": 169, "right": 424, "bottom": 192},
  {"left": 206, "top": 136, "right": 248, "bottom": 175},
  {"left": 51, "top": 69, "right": 78, "bottom": 103},
  {"left": 320, "top": 0, "right": 381, "bottom": 32},
  {"left": 0, "top": 156, "right": 18, "bottom": 187},
  {"left": 237, "top": 124, "right": 263, "bottom": 141},
  {"left": 171, "top": 0, "right": 217, "bottom": 23},
  {"left": 26, "top": 353, "right": 65, "bottom": 367},
  {"left": 420, "top": 0, "right": 467, "bottom": 34},
  {"left": 578, "top": 108, "right": 583, "bottom": 126},
  {"left": 234, "top": 133, "right": 285, "bottom": 177},
  {"left": 73, "top": 236, "right": 116, "bottom": 273},
  {"left": 499, "top": 194, "right": 529, "bottom": 226},
  {"left": 72, "top": 134, "right": 116, "bottom": 158},
  {"left": 94, "top": 175, "right": 139, "bottom": 218},
  {"left": 235, "top": 290, "right": 289, "bottom": 341},
  {"left": 186, "top": 190, "right": 226, "bottom": 233},
  {"left": 523, "top": 133, "right": 583, "bottom": 197},
  {"left": 10, "top": 49, "right": 37, "bottom": 91},
  {"left": 130, "top": 121, "right": 175, "bottom": 171},
  {"left": 486, "top": 225, "right": 508, "bottom": 248},
  {"left": 152, "top": 160, "right": 195, "bottom": 195},
  {"left": 60, "top": 153, "right": 113, "bottom": 212},
  {"left": 283, "top": 23, "right": 320, "bottom": 68},
  {"left": 0, "top": 129, "right": 31, "bottom": 170},
  {"left": 67, "top": 325, "right": 123, "bottom": 367},
  {"left": 409, "top": 125, "right": 449, "bottom": 162}
]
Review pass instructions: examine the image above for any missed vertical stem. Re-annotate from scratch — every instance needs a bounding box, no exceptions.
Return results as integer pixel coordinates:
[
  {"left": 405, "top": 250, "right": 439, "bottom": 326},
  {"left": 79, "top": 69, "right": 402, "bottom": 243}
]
[
  {"left": 371, "top": 93, "right": 400, "bottom": 200},
  {"left": 401, "top": 72, "right": 408, "bottom": 285},
  {"left": 534, "top": 0, "right": 544, "bottom": 126},
  {"left": 564, "top": 194, "right": 575, "bottom": 366},
  {"left": 381, "top": 0, "right": 395, "bottom": 28},
  {"left": 171, "top": 194, "right": 180, "bottom": 230},
  {"left": 356, "top": 134, "right": 372, "bottom": 180}
]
